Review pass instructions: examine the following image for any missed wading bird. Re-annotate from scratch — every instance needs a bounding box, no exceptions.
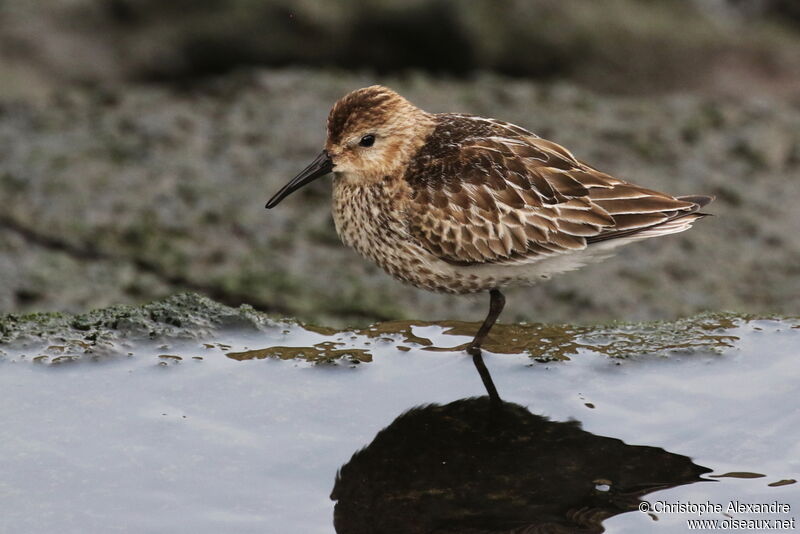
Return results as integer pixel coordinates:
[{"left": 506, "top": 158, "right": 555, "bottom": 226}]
[{"left": 266, "top": 86, "right": 712, "bottom": 400}]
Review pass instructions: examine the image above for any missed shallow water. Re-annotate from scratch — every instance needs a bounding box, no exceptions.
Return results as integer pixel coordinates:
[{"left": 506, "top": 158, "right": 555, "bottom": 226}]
[{"left": 1, "top": 316, "right": 798, "bottom": 533}]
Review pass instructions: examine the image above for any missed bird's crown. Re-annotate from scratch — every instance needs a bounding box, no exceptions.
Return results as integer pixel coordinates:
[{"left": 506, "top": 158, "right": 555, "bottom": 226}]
[{"left": 327, "top": 86, "right": 421, "bottom": 144}]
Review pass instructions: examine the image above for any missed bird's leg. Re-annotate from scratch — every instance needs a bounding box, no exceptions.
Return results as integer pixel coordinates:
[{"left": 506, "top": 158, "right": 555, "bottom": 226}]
[
  {"left": 467, "top": 289, "right": 506, "bottom": 356},
  {"left": 467, "top": 288, "right": 505, "bottom": 403}
]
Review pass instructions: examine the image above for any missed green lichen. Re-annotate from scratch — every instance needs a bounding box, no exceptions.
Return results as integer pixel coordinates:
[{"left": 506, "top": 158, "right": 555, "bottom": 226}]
[
  {"left": 2, "top": 293, "right": 797, "bottom": 365},
  {"left": 0, "top": 292, "right": 274, "bottom": 354}
]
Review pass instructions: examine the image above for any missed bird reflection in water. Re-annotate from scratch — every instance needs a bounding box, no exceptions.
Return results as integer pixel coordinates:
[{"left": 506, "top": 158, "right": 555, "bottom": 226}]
[{"left": 332, "top": 361, "right": 710, "bottom": 533}]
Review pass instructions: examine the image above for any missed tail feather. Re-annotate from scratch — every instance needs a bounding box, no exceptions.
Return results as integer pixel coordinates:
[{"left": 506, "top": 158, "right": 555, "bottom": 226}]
[
  {"left": 587, "top": 194, "right": 714, "bottom": 245},
  {"left": 677, "top": 195, "right": 714, "bottom": 209}
]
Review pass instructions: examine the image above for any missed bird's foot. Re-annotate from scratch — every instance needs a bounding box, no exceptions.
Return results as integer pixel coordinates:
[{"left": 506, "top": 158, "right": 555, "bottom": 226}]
[{"left": 466, "top": 344, "right": 482, "bottom": 357}]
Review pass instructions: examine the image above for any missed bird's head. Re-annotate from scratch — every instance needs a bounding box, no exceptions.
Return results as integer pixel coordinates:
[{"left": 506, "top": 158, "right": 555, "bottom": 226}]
[{"left": 266, "top": 85, "right": 433, "bottom": 208}]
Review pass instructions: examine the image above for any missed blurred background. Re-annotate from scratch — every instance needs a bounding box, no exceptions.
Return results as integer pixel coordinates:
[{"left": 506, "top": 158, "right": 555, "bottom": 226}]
[{"left": 0, "top": 0, "right": 798, "bottom": 326}]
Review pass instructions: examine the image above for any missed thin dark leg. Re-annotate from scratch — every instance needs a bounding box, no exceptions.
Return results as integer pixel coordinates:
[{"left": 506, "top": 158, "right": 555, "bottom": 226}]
[
  {"left": 466, "top": 289, "right": 505, "bottom": 403},
  {"left": 467, "top": 289, "right": 505, "bottom": 356}
]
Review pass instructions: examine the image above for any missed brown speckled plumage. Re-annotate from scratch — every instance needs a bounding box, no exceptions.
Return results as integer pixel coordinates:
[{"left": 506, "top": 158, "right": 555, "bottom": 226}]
[
  {"left": 324, "top": 87, "right": 711, "bottom": 295},
  {"left": 267, "top": 85, "right": 713, "bottom": 374}
]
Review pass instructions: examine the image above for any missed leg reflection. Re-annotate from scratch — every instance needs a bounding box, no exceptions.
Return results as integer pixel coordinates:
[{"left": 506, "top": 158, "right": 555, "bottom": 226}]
[{"left": 471, "top": 350, "right": 501, "bottom": 404}]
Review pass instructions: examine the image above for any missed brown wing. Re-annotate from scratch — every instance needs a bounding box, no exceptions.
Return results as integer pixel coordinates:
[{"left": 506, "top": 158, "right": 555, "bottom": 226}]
[{"left": 406, "top": 134, "right": 701, "bottom": 266}]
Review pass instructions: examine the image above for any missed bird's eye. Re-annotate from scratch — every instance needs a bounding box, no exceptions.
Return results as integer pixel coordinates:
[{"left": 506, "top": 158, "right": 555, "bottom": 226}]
[{"left": 359, "top": 134, "right": 375, "bottom": 147}]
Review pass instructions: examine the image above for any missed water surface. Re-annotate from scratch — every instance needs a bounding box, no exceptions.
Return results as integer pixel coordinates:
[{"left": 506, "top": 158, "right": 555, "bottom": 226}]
[{"left": 1, "top": 313, "right": 798, "bottom": 533}]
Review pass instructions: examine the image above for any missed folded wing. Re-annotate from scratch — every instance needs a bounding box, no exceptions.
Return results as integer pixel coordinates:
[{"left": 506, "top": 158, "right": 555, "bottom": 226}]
[{"left": 406, "top": 135, "right": 707, "bottom": 266}]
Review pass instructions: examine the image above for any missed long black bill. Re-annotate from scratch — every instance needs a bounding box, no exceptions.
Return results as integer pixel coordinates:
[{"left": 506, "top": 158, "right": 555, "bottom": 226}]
[{"left": 265, "top": 150, "right": 334, "bottom": 208}]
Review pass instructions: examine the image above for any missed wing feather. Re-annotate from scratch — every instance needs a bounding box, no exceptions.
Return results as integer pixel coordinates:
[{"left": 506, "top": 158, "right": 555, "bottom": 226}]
[{"left": 406, "top": 124, "right": 709, "bottom": 266}]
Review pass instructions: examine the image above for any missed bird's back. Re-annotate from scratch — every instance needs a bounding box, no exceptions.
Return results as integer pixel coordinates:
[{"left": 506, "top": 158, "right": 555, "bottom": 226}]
[{"left": 402, "top": 113, "right": 711, "bottom": 268}]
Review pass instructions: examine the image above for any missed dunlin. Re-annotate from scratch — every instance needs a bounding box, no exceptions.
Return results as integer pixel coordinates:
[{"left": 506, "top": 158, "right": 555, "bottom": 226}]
[{"left": 266, "top": 86, "right": 712, "bottom": 398}]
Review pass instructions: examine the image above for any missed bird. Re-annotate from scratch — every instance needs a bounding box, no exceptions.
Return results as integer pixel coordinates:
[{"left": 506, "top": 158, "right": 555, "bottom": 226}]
[{"left": 266, "top": 85, "right": 712, "bottom": 400}]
